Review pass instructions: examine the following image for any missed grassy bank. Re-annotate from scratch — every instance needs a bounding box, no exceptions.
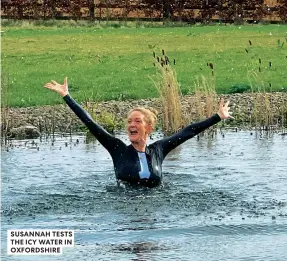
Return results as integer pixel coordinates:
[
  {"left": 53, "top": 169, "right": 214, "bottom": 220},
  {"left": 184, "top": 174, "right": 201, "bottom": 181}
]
[{"left": 2, "top": 22, "right": 287, "bottom": 107}]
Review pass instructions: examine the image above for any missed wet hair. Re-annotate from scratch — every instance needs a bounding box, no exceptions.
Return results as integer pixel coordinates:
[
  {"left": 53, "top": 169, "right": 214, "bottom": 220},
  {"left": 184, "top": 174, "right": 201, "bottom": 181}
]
[{"left": 127, "top": 107, "right": 158, "bottom": 129}]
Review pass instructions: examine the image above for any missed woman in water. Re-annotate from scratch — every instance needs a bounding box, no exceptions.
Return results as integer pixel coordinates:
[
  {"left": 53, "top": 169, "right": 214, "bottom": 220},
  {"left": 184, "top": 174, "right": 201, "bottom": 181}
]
[{"left": 45, "top": 77, "right": 233, "bottom": 188}]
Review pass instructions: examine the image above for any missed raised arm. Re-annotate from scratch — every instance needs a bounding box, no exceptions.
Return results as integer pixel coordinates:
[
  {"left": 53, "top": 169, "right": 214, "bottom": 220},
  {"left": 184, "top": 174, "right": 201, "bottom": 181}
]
[
  {"left": 44, "top": 77, "right": 122, "bottom": 152},
  {"left": 157, "top": 99, "right": 233, "bottom": 158}
]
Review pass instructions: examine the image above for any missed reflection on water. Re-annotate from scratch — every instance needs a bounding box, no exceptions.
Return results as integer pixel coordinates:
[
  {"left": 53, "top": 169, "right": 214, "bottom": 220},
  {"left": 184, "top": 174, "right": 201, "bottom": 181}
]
[{"left": 1, "top": 131, "right": 287, "bottom": 261}]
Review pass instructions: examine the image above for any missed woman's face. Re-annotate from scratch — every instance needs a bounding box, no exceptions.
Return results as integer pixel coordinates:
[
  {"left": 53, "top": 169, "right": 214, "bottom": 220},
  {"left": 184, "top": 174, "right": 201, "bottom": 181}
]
[{"left": 127, "top": 111, "right": 152, "bottom": 144}]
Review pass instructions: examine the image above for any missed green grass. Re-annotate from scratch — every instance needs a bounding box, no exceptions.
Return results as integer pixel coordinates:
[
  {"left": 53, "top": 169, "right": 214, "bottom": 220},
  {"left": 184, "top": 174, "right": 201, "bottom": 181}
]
[{"left": 2, "top": 23, "right": 287, "bottom": 107}]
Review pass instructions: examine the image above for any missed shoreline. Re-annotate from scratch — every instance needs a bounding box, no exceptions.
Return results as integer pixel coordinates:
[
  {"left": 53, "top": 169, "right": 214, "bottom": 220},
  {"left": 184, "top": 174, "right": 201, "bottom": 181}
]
[{"left": 1, "top": 92, "right": 287, "bottom": 139}]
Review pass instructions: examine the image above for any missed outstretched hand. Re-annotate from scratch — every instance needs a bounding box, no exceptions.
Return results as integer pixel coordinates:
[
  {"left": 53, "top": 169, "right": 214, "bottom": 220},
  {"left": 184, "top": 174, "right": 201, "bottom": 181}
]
[
  {"left": 44, "top": 77, "right": 69, "bottom": 97},
  {"left": 217, "top": 99, "right": 234, "bottom": 120}
]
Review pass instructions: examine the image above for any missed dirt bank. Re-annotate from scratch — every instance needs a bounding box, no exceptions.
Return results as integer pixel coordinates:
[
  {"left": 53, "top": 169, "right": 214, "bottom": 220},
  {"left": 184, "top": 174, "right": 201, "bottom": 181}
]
[{"left": 1, "top": 92, "right": 287, "bottom": 138}]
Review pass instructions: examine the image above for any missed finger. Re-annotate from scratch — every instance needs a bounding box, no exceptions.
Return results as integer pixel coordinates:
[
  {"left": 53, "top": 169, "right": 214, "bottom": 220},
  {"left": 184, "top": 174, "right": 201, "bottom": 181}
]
[
  {"left": 44, "top": 83, "right": 54, "bottom": 89},
  {"left": 220, "top": 98, "right": 224, "bottom": 108},
  {"left": 51, "top": 80, "right": 59, "bottom": 85},
  {"left": 225, "top": 100, "right": 230, "bottom": 108},
  {"left": 64, "top": 77, "right": 67, "bottom": 86},
  {"left": 228, "top": 115, "right": 235, "bottom": 119}
]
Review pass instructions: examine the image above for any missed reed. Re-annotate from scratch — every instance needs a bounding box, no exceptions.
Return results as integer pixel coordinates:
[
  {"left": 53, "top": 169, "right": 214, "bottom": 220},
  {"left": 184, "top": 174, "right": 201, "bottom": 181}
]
[
  {"left": 191, "top": 65, "right": 219, "bottom": 136},
  {"left": 151, "top": 50, "right": 186, "bottom": 134},
  {"left": 193, "top": 74, "right": 217, "bottom": 120},
  {"left": 248, "top": 70, "right": 275, "bottom": 130},
  {"left": 83, "top": 92, "right": 118, "bottom": 134},
  {"left": 244, "top": 38, "right": 286, "bottom": 130},
  {"left": 278, "top": 98, "right": 287, "bottom": 131},
  {"left": 1, "top": 73, "right": 11, "bottom": 144}
]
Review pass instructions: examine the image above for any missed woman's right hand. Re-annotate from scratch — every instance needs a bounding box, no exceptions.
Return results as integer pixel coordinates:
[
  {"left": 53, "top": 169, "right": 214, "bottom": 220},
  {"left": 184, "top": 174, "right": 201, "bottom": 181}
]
[{"left": 44, "top": 77, "right": 69, "bottom": 97}]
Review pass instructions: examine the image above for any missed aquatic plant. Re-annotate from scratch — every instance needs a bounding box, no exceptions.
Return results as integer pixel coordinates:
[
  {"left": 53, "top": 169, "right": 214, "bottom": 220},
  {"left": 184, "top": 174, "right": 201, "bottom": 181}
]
[
  {"left": 1, "top": 73, "right": 11, "bottom": 144},
  {"left": 247, "top": 70, "right": 286, "bottom": 130},
  {"left": 275, "top": 93, "right": 287, "bottom": 131},
  {"left": 192, "top": 65, "right": 219, "bottom": 136},
  {"left": 193, "top": 63, "right": 217, "bottom": 121},
  {"left": 150, "top": 50, "right": 186, "bottom": 134},
  {"left": 247, "top": 66, "right": 273, "bottom": 129},
  {"left": 244, "top": 39, "right": 286, "bottom": 130},
  {"left": 83, "top": 94, "right": 119, "bottom": 134}
]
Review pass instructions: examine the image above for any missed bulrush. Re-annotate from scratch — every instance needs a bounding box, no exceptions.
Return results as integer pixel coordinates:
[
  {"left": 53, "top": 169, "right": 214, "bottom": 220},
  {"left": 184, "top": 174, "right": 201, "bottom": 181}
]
[
  {"left": 1, "top": 73, "right": 11, "bottom": 144},
  {"left": 151, "top": 50, "right": 184, "bottom": 134},
  {"left": 165, "top": 56, "right": 170, "bottom": 65},
  {"left": 193, "top": 74, "right": 218, "bottom": 138}
]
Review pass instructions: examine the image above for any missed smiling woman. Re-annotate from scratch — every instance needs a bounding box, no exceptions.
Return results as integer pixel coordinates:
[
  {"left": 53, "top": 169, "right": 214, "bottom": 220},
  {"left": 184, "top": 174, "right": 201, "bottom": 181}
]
[
  {"left": 44, "top": 77, "right": 233, "bottom": 188},
  {"left": 127, "top": 107, "right": 157, "bottom": 151}
]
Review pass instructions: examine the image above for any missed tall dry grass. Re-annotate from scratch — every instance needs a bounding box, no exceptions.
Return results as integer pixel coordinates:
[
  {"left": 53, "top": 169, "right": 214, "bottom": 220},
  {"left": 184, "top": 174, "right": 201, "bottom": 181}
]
[
  {"left": 1, "top": 73, "right": 11, "bottom": 143},
  {"left": 244, "top": 38, "right": 286, "bottom": 131},
  {"left": 248, "top": 70, "right": 275, "bottom": 130},
  {"left": 82, "top": 91, "right": 119, "bottom": 134},
  {"left": 150, "top": 50, "right": 186, "bottom": 134},
  {"left": 190, "top": 64, "right": 219, "bottom": 136},
  {"left": 193, "top": 66, "right": 217, "bottom": 121}
]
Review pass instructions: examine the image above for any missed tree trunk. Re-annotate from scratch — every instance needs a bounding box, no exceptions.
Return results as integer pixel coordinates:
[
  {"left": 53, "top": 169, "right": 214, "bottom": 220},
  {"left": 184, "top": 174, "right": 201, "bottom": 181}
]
[
  {"left": 89, "top": 0, "right": 95, "bottom": 21},
  {"left": 163, "top": 0, "right": 172, "bottom": 20}
]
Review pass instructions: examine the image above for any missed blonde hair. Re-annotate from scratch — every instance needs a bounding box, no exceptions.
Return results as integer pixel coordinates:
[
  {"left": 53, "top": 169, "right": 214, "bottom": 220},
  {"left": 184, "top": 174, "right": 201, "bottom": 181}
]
[{"left": 127, "top": 107, "right": 158, "bottom": 129}]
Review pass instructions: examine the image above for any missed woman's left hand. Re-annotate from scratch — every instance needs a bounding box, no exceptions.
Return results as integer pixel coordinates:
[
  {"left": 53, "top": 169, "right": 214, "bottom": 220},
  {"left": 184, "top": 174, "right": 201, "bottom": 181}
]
[{"left": 217, "top": 99, "right": 234, "bottom": 120}]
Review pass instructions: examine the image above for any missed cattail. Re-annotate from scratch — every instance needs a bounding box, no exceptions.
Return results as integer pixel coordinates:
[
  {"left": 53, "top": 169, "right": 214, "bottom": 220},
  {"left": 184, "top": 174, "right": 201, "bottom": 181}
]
[
  {"left": 209, "top": 63, "right": 214, "bottom": 69},
  {"left": 161, "top": 62, "right": 164, "bottom": 67},
  {"left": 269, "top": 83, "right": 272, "bottom": 88},
  {"left": 245, "top": 49, "right": 248, "bottom": 53},
  {"left": 269, "top": 61, "right": 272, "bottom": 67},
  {"left": 157, "top": 56, "right": 160, "bottom": 62},
  {"left": 153, "top": 62, "right": 156, "bottom": 66},
  {"left": 162, "top": 49, "right": 165, "bottom": 55},
  {"left": 207, "top": 62, "right": 209, "bottom": 66},
  {"left": 259, "top": 58, "right": 261, "bottom": 64},
  {"left": 259, "top": 67, "right": 261, "bottom": 72},
  {"left": 165, "top": 56, "right": 170, "bottom": 64},
  {"left": 249, "top": 40, "right": 252, "bottom": 45},
  {"left": 173, "top": 59, "right": 176, "bottom": 65},
  {"left": 212, "top": 71, "right": 214, "bottom": 76},
  {"left": 153, "top": 51, "right": 156, "bottom": 58}
]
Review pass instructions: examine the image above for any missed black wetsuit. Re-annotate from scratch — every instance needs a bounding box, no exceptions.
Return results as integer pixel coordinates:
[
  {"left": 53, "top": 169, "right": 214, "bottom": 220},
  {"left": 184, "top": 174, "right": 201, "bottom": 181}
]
[{"left": 64, "top": 95, "right": 221, "bottom": 188}]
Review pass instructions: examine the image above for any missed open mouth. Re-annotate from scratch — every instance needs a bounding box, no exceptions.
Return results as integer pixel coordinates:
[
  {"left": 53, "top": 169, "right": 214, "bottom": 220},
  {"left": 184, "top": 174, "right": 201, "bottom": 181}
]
[{"left": 129, "top": 129, "right": 138, "bottom": 136}]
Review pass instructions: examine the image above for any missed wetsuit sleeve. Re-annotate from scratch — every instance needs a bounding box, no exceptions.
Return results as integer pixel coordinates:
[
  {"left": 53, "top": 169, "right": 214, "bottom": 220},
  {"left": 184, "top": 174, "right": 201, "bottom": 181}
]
[
  {"left": 63, "top": 94, "right": 120, "bottom": 152},
  {"left": 158, "top": 114, "right": 221, "bottom": 158}
]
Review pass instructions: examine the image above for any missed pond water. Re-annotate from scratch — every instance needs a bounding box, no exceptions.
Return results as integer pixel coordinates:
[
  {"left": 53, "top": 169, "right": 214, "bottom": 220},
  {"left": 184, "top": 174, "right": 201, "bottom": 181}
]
[{"left": 1, "top": 130, "right": 287, "bottom": 261}]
